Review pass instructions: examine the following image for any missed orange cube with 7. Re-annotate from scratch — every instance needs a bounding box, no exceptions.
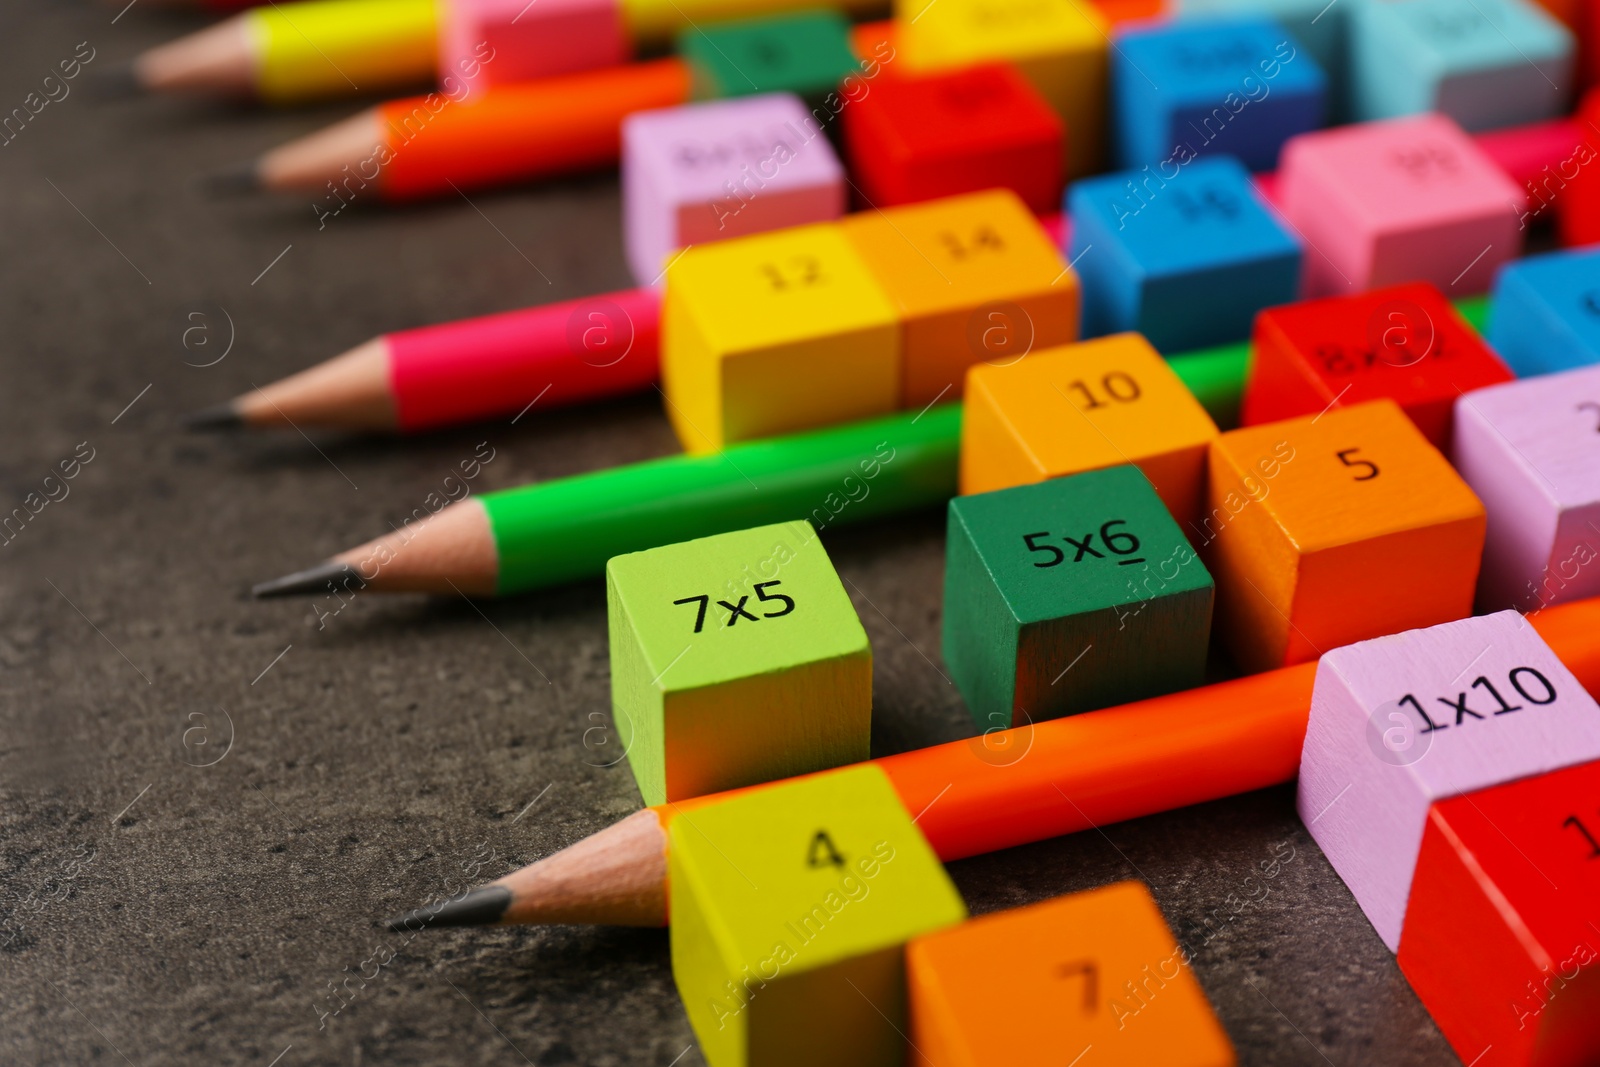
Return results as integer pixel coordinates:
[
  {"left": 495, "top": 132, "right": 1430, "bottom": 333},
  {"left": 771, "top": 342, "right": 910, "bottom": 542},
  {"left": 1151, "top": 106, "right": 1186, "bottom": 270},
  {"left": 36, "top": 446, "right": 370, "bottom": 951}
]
[
  {"left": 661, "top": 222, "right": 900, "bottom": 453},
  {"left": 1243, "top": 282, "right": 1513, "bottom": 448},
  {"left": 841, "top": 189, "right": 1079, "bottom": 409},
  {"left": 1202, "top": 399, "right": 1485, "bottom": 672},
  {"left": 960, "top": 333, "right": 1220, "bottom": 525},
  {"left": 907, "top": 881, "right": 1236, "bottom": 1067}
]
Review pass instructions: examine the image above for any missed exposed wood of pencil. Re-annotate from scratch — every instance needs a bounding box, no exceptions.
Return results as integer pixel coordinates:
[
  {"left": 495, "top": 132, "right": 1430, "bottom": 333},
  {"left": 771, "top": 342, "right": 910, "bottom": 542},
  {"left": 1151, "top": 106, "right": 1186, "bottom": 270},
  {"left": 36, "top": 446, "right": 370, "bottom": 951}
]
[
  {"left": 388, "top": 596, "right": 1600, "bottom": 931},
  {"left": 254, "top": 497, "right": 497, "bottom": 598},
  {"left": 256, "top": 109, "right": 387, "bottom": 194},
  {"left": 132, "top": 17, "right": 257, "bottom": 96},
  {"left": 234, "top": 337, "right": 396, "bottom": 429}
]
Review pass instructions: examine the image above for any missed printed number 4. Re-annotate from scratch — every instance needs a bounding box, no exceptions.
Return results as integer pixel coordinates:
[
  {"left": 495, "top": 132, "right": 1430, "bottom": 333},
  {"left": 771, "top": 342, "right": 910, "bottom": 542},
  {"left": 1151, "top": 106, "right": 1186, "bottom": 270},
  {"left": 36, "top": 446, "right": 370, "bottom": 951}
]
[{"left": 1336, "top": 448, "right": 1379, "bottom": 481}]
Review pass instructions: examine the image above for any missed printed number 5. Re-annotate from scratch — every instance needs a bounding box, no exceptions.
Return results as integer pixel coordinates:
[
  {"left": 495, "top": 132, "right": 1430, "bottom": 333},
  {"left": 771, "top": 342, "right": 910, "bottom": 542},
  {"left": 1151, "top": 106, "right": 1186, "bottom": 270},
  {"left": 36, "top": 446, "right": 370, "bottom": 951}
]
[
  {"left": 1336, "top": 448, "right": 1379, "bottom": 481},
  {"left": 754, "top": 580, "right": 795, "bottom": 617},
  {"left": 1023, "top": 532, "right": 1065, "bottom": 568}
]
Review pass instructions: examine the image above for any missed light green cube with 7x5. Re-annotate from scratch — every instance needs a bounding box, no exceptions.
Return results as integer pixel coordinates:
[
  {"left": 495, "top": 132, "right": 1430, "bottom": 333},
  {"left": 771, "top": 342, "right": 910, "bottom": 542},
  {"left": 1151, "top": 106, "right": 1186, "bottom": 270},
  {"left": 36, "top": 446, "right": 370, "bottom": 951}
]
[
  {"left": 670, "top": 764, "right": 967, "bottom": 1067},
  {"left": 606, "top": 519, "right": 872, "bottom": 805}
]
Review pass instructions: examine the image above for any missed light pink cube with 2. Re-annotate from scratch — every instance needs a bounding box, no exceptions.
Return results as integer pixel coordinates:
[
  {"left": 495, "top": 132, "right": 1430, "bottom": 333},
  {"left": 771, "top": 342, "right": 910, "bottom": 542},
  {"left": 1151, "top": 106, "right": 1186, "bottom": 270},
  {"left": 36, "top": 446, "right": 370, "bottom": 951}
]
[
  {"left": 1277, "top": 114, "right": 1525, "bottom": 297},
  {"left": 622, "top": 94, "right": 845, "bottom": 287},
  {"left": 1453, "top": 365, "right": 1600, "bottom": 613},
  {"left": 1296, "top": 610, "right": 1600, "bottom": 951}
]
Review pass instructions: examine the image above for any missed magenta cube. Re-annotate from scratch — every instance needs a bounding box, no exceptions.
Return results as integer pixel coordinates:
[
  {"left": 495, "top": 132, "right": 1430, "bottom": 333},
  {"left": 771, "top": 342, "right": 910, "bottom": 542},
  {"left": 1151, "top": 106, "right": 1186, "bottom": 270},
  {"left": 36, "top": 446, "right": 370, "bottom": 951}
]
[
  {"left": 1296, "top": 610, "right": 1600, "bottom": 951},
  {"left": 438, "top": 0, "right": 627, "bottom": 99},
  {"left": 1277, "top": 114, "right": 1526, "bottom": 297},
  {"left": 622, "top": 94, "right": 846, "bottom": 287},
  {"left": 1453, "top": 365, "right": 1600, "bottom": 613}
]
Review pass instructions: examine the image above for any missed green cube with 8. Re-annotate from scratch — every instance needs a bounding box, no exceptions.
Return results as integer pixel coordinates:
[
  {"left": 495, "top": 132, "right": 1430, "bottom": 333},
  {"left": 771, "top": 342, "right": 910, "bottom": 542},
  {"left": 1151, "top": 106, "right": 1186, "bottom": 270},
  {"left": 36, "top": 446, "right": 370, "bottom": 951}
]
[{"left": 942, "top": 466, "right": 1214, "bottom": 731}]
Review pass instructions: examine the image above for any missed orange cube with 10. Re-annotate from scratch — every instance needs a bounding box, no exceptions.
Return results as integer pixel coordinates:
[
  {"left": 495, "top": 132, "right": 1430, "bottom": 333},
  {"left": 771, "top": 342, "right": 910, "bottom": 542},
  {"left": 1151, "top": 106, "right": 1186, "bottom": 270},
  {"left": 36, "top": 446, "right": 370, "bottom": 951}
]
[
  {"left": 1202, "top": 399, "right": 1485, "bottom": 672},
  {"left": 960, "top": 333, "right": 1220, "bottom": 526}
]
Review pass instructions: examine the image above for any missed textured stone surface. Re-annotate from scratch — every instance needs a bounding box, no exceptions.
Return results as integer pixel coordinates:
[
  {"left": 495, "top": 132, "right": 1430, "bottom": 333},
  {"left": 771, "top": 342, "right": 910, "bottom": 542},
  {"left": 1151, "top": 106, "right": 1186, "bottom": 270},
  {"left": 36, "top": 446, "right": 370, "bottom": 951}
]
[{"left": 0, "top": 5, "right": 1464, "bottom": 1065}]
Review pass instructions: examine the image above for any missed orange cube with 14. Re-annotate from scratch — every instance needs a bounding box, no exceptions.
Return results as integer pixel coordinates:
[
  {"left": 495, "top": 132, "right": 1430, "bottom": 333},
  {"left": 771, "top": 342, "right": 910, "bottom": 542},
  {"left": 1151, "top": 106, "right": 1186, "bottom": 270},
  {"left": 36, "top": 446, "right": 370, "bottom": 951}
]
[
  {"left": 961, "top": 333, "right": 1220, "bottom": 525},
  {"left": 1203, "top": 399, "right": 1485, "bottom": 672},
  {"left": 841, "top": 189, "right": 1079, "bottom": 409},
  {"left": 661, "top": 222, "right": 900, "bottom": 452}
]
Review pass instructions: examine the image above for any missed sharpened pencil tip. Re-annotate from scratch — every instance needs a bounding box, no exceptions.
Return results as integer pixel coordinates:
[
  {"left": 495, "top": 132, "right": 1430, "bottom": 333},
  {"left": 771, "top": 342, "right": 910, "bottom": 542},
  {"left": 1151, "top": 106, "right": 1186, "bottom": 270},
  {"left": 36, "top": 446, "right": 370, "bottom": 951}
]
[
  {"left": 200, "top": 161, "right": 261, "bottom": 196},
  {"left": 88, "top": 64, "right": 144, "bottom": 101},
  {"left": 386, "top": 886, "right": 512, "bottom": 933},
  {"left": 252, "top": 561, "right": 365, "bottom": 599},
  {"left": 181, "top": 403, "right": 243, "bottom": 431}
]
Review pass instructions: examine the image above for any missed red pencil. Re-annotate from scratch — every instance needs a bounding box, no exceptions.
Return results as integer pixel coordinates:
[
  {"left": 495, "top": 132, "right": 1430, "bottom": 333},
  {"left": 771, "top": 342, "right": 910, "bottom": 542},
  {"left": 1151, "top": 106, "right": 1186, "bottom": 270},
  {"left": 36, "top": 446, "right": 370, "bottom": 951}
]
[{"left": 186, "top": 288, "right": 660, "bottom": 432}]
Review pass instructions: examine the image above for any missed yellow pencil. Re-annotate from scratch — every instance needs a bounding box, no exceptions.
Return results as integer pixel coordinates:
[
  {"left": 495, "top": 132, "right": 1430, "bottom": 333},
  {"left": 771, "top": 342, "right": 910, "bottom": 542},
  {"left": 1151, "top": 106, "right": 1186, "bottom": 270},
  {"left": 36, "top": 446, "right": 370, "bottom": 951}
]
[{"left": 114, "top": 0, "right": 437, "bottom": 104}]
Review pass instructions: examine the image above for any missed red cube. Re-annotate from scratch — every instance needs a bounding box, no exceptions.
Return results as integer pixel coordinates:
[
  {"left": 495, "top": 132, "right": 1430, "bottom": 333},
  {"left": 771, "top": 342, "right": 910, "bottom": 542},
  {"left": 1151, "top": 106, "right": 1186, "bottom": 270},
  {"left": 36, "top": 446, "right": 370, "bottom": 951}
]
[
  {"left": 1241, "top": 282, "right": 1512, "bottom": 447},
  {"left": 1558, "top": 88, "right": 1600, "bottom": 246},
  {"left": 843, "top": 63, "right": 1063, "bottom": 216},
  {"left": 1398, "top": 760, "right": 1600, "bottom": 1067}
]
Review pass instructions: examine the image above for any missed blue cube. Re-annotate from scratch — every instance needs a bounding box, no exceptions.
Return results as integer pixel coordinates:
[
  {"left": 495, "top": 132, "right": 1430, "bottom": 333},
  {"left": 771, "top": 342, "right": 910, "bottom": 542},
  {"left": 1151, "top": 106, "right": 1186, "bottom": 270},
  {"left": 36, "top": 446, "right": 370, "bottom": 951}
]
[
  {"left": 1175, "top": 0, "right": 1350, "bottom": 118},
  {"left": 1487, "top": 248, "right": 1600, "bottom": 376},
  {"left": 1349, "top": 0, "right": 1572, "bottom": 132},
  {"left": 1067, "top": 155, "right": 1303, "bottom": 351},
  {"left": 1113, "top": 17, "right": 1327, "bottom": 171}
]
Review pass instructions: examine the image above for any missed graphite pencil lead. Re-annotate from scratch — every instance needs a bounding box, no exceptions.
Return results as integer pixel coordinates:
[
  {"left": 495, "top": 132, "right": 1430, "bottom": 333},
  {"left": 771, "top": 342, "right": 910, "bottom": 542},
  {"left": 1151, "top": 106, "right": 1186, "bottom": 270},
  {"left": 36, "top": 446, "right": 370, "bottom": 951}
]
[
  {"left": 88, "top": 64, "right": 144, "bottom": 100},
  {"left": 252, "top": 561, "right": 365, "bottom": 599},
  {"left": 386, "top": 886, "right": 513, "bottom": 933},
  {"left": 181, "top": 403, "right": 243, "bottom": 431},
  {"left": 200, "top": 161, "right": 262, "bottom": 196}
]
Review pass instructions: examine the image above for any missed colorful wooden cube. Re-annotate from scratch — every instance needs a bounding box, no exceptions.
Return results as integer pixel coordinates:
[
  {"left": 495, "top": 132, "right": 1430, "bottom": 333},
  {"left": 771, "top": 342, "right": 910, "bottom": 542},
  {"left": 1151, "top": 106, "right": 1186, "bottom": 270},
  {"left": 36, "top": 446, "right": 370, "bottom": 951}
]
[
  {"left": 1177, "top": 0, "right": 1352, "bottom": 116},
  {"left": 606, "top": 520, "right": 871, "bottom": 805},
  {"left": 895, "top": 0, "right": 1110, "bottom": 176},
  {"left": 1242, "top": 281, "right": 1513, "bottom": 447},
  {"left": 1486, "top": 247, "right": 1600, "bottom": 375},
  {"left": 1297, "top": 609, "right": 1600, "bottom": 950},
  {"left": 1112, "top": 17, "right": 1327, "bottom": 172},
  {"left": 1453, "top": 366, "right": 1600, "bottom": 613},
  {"left": 943, "top": 467, "right": 1214, "bottom": 732},
  {"left": 670, "top": 764, "right": 967, "bottom": 1067},
  {"left": 679, "top": 10, "right": 860, "bottom": 103},
  {"left": 1398, "top": 759, "right": 1600, "bottom": 1067},
  {"left": 1068, "top": 156, "right": 1303, "bottom": 351},
  {"left": 1348, "top": 0, "right": 1573, "bottom": 131},
  {"left": 660, "top": 221, "right": 900, "bottom": 452},
  {"left": 620, "top": 0, "right": 885, "bottom": 47},
  {"left": 961, "top": 333, "right": 1221, "bottom": 523},
  {"left": 438, "top": 0, "right": 627, "bottom": 98},
  {"left": 622, "top": 94, "right": 845, "bottom": 287},
  {"left": 907, "top": 882, "right": 1237, "bottom": 1067},
  {"left": 1558, "top": 88, "right": 1600, "bottom": 246},
  {"left": 1204, "top": 399, "right": 1484, "bottom": 672},
  {"left": 1277, "top": 113, "right": 1526, "bottom": 297},
  {"left": 840, "top": 189, "right": 1079, "bottom": 409},
  {"left": 842, "top": 64, "right": 1064, "bottom": 215}
]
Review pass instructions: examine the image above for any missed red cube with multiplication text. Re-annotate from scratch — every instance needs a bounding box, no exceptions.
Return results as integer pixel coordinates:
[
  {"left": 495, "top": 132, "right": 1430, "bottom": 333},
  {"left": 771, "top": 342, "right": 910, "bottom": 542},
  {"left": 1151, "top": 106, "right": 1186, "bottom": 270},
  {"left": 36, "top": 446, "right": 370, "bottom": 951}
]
[
  {"left": 1242, "top": 282, "right": 1512, "bottom": 448},
  {"left": 1397, "top": 759, "right": 1600, "bottom": 1067},
  {"left": 842, "top": 63, "right": 1063, "bottom": 215}
]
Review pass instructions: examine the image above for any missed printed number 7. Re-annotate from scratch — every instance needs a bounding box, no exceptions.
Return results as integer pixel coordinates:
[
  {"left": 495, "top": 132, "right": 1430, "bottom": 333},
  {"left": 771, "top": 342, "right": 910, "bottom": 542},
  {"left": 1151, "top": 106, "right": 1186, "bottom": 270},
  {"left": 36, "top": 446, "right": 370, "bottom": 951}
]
[
  {"left": 1058, "top": 959, "right": 1098, "bottom": 1013},
  {"left": 1336, "top": 448, "right": 1379, "bottom": 481},
  {"left": 673, "top": 594, "right": 710, "bottom": 633}
]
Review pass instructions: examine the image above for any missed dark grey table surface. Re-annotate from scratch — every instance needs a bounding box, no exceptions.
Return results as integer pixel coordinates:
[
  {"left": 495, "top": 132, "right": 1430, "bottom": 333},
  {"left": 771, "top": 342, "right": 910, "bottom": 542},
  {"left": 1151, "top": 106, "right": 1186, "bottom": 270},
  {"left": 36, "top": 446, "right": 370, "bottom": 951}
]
[{"left": 0, "top": 4, "right": 1464, "bottom": 1064}]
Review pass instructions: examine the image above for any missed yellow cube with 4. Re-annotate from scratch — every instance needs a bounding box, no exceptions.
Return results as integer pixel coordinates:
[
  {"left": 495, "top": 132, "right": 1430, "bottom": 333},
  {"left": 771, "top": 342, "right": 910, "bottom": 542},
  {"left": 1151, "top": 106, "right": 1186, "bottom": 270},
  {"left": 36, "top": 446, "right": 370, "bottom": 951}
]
[{"left": 670, "top": 765, "right": 967, "bottom": 1067}]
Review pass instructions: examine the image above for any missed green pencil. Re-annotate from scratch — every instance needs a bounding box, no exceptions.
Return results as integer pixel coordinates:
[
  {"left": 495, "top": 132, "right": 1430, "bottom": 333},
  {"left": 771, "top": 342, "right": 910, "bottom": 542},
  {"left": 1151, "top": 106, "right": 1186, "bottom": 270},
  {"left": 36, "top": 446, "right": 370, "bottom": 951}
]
[{"left": 258, "top": 293, "right": 1497, "bottom": 600}]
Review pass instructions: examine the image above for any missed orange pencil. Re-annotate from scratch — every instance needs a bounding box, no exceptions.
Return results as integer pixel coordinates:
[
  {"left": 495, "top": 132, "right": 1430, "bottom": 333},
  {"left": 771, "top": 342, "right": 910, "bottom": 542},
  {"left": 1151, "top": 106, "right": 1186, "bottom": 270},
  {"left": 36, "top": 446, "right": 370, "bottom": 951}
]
[
  {"left": 215, "top": 59, "right": 692, "bottom": 200},
  {"left": 382, "top": 595, "right": 1600, "bottom": 931}
]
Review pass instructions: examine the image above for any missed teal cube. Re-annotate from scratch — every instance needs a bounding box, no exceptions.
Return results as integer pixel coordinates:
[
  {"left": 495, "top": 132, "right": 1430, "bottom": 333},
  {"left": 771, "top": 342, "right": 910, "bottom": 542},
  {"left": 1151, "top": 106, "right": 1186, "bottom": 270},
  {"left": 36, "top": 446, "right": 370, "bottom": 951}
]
[
  {"left": 1348, "top": 0, "right": 1572, "bottom": 131},
  {"left": 942, "top": 466, "right": 1214, "bottom": 731},
  {"left": 679, "top": 10, "right": 860, "bottom": 104}
]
